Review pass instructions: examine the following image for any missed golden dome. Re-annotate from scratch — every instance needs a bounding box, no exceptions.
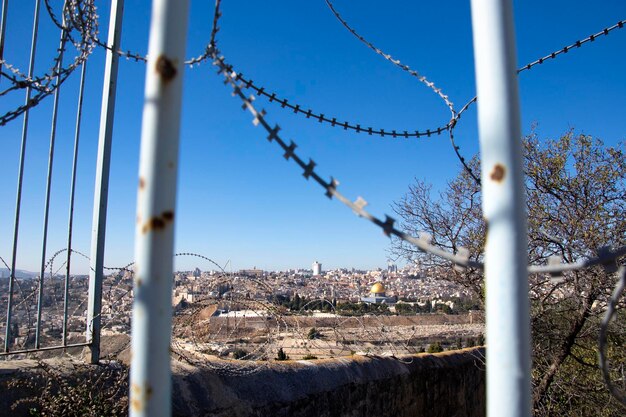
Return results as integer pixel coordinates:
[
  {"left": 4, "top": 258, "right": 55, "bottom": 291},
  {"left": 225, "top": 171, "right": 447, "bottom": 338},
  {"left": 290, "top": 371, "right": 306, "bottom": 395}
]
[{"left": 370, "top": 282, "right": 386, "bottom": 294}]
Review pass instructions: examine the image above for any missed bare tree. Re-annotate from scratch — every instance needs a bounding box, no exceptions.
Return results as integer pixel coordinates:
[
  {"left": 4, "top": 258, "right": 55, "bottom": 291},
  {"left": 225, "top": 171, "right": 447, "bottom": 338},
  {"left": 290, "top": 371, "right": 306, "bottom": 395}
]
[
  {"left": 392, "top": 131, "right": 626, "bottom": 416},
  {"left": 390, "top": 157, "right": 485, "bottom": 299}
]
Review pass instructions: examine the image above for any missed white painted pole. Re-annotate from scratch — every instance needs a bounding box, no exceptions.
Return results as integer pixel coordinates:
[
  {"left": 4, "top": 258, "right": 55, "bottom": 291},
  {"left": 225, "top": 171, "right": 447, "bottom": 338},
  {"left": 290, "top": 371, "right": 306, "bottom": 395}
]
[
  {"left": 469, "top": 1, "right": 531, "bottom": 416},
  {"left": 129, "top": 0, "right": 189, "bottom": 415},
  {"left": 86, "top": 0, "right": 124, "bottom": 364}
]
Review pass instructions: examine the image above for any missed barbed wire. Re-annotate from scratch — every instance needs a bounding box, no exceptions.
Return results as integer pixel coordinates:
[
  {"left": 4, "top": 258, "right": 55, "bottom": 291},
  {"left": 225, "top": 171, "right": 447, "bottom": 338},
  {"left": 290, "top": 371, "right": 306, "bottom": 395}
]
[
  {"left": 519, "top": 20, "right": 626, "bottom": 74},
  {"left": 447, "top": 100, "right": 481, "bottom": 185},
  {"left": 61, "top": 0, "right": 221, "bottom": 67},
  {"left": 0, "top": 0, "right": 222, "bottom": 126},
  {"left": 230, "top": 69, "right": 451, "bottom": 139},
  {"left": 213, "top": 51, "right": 626, "bottom": 277},
  {"left": 170, "top": 283, "right": 482, "bottom": 375},
  {"left": 0, "top": 0, "right": 623, "bottom": 404},
  {"left": 205, "top": 0, "right": 451, "bottom": 139},
  {"left": 199, "top": 0, "right": 486, "bottom": 271},
  {"left": 208, "top": 0, "right": 626, "bottom": 187},
  {"left": 1, "top": 248, "right": 129, "bottom": 352},
  {"left": 211, "top": 3, "right": 626, "bottom": 388},
  {"left": 324, "top": 0, "right": 455, "bottom": 114},
  {"left": 0, "top": 0, "right": 97, "bottom": 126},
  {"left": 4, "top": 248, "right": 481, "bottom": 369},
  {"left": 1, "top": 0, "right": 97, "bottom": 91},
  {"left": 324, "top": 2, "right": 625, "bottom": 183},
  {"left": 448, "top": 18, "right": 626, "bottom": 183},
  {"left": 3, "top": 248, "right": 484, "bottom": 373}
]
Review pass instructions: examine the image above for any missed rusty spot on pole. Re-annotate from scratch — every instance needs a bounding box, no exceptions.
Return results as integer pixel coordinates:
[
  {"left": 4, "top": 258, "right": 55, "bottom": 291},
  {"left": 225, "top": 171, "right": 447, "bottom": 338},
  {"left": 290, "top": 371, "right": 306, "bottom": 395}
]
[
  {"left": 131, "top": 383, "right": 144, "bottom": 412},
  {"left": 130, "top": 383, "right": 153, "bottom": 411},
  {"left": 490, "top": 164, "right": 506, "bottom": 182},
  {"left": 141, "top": 210, "right": 175, "bottom": 234},
  {"left": 131, "top": 398, "right": 142, "bottom": 412},
  {"left": 148, "top": 217, "right": 165, "bottom": 230},
  {"left": 139, "top": 177, "right": 146, "bottom": 190},
  {"left": 156, "top": 55, "right": 177, "bottom": 82}
]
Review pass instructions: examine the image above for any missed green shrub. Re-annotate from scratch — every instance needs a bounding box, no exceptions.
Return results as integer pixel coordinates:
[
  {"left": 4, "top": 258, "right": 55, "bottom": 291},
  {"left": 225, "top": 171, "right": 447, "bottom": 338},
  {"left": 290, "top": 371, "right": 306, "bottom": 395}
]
[
  {"left": 427, "top": 342, "right": 444, "bottom": 353},
  {"left": 232, "top": 349, "right": 248, "bottom": 360},
  {"left": 307, "top": 327, "right": 321, "bottom": 340},
  {"left": 275, "top": 348, "right": 289, "bottom": 361}
]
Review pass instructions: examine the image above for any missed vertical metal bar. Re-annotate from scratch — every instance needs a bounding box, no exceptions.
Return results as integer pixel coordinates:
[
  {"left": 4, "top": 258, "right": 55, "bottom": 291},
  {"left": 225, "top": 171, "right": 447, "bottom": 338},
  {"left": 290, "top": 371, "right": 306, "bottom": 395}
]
[
  {"left": 86, "top": 0, "right": 124, "bottom": 364},
  {"left": 0, "top": 0, "right": 8, "bottom": 79},
  {"left": 469, "top": 1, "right": 530, "bottom": 416},
  {"left": 129, "top": 0, "right": 189, "bottom": 414},
  {"left": 62, "top": 61, "right": 87, "bottom": 347},
  {"left": 35, "top": 12, "right": 68, "bottom": 349},
  {"left": 4, "top": 0, "right": 41, "bottom": 353}
]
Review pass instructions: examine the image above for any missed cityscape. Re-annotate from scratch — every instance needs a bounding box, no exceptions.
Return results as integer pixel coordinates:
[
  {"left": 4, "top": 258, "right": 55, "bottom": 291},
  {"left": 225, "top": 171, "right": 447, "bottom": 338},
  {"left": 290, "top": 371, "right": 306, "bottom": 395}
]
[
  {"left": 0, "top": 259, "right": 484, "bottom": 360},
  {"left": 1, "top": 0, "right": 624, "bottom": 415}
]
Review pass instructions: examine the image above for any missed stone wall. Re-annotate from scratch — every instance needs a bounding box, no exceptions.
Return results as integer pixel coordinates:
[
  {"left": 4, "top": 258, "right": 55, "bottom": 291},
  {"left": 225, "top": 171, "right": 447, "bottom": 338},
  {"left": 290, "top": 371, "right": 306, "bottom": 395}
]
[
  {"left": 172, "top": 348, "right": 486, "bottom": 417},
  {"left": 1, "top": 348, "right": 486, "bottom": 417}
]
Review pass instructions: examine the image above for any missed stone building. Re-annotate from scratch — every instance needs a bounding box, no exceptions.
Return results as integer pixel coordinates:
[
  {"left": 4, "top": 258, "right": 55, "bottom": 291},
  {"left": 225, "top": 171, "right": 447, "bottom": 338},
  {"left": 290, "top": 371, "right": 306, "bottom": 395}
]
[{"left": 361, "top": 282, "right": 396, "bottom": 304}]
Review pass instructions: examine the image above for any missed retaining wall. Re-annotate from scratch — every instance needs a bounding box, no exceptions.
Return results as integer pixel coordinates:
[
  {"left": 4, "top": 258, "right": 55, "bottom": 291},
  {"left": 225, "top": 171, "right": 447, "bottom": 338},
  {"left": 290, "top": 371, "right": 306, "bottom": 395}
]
[{"left": 1, "top": 348, "right": 486, "bottom": 417}]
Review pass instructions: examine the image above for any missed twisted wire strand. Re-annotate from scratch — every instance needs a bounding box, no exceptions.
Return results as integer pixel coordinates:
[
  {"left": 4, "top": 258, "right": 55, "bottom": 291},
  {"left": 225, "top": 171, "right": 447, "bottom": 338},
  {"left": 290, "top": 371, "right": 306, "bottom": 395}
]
[
  {"left": 324, "top": 0, "right": 455, "bottom": 114},
  {"left": 519, "top": 19, "right": 626, "bottom": 73},
  {"left": 43, "top": 0, "right": 94, "bottom": 48},
  {"left": 0, "top": 0, "right": 95, "bottom": 90},
  {"left": 231, "top": 69, "right": 450, "bottom": 139},
  {"left": 447, "top": 100, "right": 481, "bottom": 185},
  {"left": 88, "top": 0, "right": 222, "bottom": 67},
  {"left": 1, "top": 0, "right": 97, "bottom": 89},
  {"left": 207, "top": 0, "right": 450, "bottom": 139},
  {"left": 449, "top": 19, "right": 626, "bottom": 183},
  {"left": 0, "top": 0, "right": 97, "bottom": 125}
]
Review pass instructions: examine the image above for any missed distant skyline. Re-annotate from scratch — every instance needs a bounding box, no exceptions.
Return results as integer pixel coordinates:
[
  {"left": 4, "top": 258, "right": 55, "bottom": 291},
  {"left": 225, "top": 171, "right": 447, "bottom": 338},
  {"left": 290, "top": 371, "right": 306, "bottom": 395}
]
[{"left": 1, "top": 0, "right": 625, "bottom": 274}]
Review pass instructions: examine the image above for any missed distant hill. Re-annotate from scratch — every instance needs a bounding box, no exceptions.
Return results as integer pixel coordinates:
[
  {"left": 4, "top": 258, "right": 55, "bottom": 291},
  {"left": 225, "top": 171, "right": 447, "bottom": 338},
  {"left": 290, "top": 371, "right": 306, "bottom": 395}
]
[{"left": 0, "top": 268, "right": 38, "bottom": 279}]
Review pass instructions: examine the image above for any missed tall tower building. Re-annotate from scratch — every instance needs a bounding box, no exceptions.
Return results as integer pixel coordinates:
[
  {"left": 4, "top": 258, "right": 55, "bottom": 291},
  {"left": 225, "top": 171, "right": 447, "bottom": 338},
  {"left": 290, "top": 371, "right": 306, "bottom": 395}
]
[{"left": 312, "top": 261, "right": 322, "bottom": 276}]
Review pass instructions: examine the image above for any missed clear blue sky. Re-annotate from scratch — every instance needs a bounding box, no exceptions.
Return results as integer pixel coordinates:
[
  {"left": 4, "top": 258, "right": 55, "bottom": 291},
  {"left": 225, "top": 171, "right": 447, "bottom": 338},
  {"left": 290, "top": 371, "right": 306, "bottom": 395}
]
[{"left": 1, "top": 0, "right": 625, "bottom": 274}]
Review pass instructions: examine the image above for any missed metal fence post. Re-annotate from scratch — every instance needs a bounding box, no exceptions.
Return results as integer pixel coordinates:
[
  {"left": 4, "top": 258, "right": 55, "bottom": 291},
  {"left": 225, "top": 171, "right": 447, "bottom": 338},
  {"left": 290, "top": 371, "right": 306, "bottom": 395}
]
[
  {"left": 63, "top": 61, "right": 88, "bottom": 347},
  {"left": 129, "top": 0, "right": 189, "bottom": 415},
  {"left": 4, "top": 0, "right": 41, "bottom": 353},
  {"left": 469, "top": 1, "right": 531, "bottom": 416},
  {"left": 35, "top": 5, "right": 68, "bottom": 349},
  {"left": 86, "top": 0, "right": 124, "bottom": 364}
]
